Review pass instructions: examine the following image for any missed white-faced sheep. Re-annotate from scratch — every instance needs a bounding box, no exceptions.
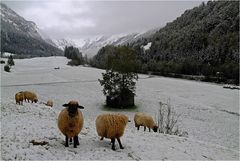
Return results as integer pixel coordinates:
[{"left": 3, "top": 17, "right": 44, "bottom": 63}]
[
  {"left": 134, "top": 112, "right": 158, "bottom": 132},
  {"left": 15, "top": 92, "right": 24, "bottom": 105},
  {"left": 96, "top": 113, "right": 129, "bottom": 150},
  {"left": 23, "top": 91, "right": 38, "bottom": 103},
  {"left": 58, "top": 100, "right": 84, "bottom": 148},
  {"left": 45, "top": 99, "right": 53, "bottom": 107}
]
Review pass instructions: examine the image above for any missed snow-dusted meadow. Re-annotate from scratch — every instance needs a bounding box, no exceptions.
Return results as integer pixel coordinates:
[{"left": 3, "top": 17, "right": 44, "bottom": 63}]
[{"left": 1, "top": 57, "right": 239, "bottom": 160}]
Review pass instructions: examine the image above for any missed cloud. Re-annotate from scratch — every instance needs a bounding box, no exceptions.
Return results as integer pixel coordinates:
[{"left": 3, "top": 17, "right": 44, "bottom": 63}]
[
  {"left": 3, "top": 0, "right": 203, "bottom": 39},
  {"left": 21, "top": 1, "right": 95, "bottom": 31}
]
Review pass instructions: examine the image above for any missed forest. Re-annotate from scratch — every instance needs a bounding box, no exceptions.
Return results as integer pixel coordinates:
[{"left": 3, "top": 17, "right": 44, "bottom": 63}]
[{"left": 91, "top": 1, "right": 239, "bottom": 84}]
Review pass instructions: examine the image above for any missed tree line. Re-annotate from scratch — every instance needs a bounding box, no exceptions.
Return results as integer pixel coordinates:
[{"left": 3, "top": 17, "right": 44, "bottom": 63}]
[{"left": 90, "top": 1, "right": 239, "bottom": 84}]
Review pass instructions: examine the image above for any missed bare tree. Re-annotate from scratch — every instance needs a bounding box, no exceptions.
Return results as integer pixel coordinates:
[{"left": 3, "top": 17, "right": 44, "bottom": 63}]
[{"left": 157, "top": 99, "right": 184, "bottom": 136}]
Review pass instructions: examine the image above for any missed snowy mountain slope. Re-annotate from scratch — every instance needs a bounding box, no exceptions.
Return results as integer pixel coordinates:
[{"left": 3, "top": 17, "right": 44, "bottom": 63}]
[
  {"left": 1, "top": 57, "right": 239, "bottom": 160},
  {"left": 53, "top": 39, "right": 78, "bottom": 51},
  {"left": 54, "top": 28, "right": 159, "bottom": 57},
  {"left": 1, "top": 3, "right": 63, "bottom": 57},
  {"left": 0, "top": 3, "right": 41, "bottom": 39}
]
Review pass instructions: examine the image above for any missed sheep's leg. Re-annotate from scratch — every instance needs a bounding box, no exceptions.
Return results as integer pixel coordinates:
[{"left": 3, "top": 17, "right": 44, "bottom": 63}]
[
  {"left": 69, "top": 138, "right": 72, "bottom": 143},
  {"left": 73, "top": 136, "right": 78, "bottom": 148},
  {"left": 76, "top": 136, "right": 79, "bottom": 145},
  {"left": 137, "top": 126, "right": 140, "bottom": 130},
  {"left": 144, "top": 126, "right": 146, "bottom": 131},
  {"left": 117, "top": 138, "right": 124, "bottom": 149},
  {"left": 65, "top": 136, "right": 69, "bottom": 147},
  {"left": 149, "top": 128, "right": 151, "bottom": 132},
  {"left": 111, "top": 138, "right": 116, "bottom": 150}
]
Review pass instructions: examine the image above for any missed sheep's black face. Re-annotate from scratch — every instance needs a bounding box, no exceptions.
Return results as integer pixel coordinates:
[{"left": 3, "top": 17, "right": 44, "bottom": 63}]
[
  {"left": 68, "top": 106, "right": 78, "bottom": 117},
  {"left": 153, "top": 126, "right": 158, "bottom": 132},
  {"left": 34, "top": 99, "right": 38, "bottom": 103},
  {"left": 63, "top": 101, "right": 84, "bottom": 118}
]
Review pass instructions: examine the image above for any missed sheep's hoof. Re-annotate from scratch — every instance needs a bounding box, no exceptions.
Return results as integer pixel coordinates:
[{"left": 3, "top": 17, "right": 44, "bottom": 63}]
[
  {"left": 120, "top": 146, "right": 124, "bottom": 149},
  {"left": 65, "top": 144, "right": 69, "bottom": 147},
  {"left": 112, "top": 147, "right": 116, "bottom": 151}
]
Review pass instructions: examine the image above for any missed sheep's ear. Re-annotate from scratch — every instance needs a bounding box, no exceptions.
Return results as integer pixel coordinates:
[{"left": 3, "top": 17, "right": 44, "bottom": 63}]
[
  {"left": 62, "top": 104, "right": 69, "bottom": 107},
  {"left": 78, "top": 105, "right": 84, "bottom": 109}
]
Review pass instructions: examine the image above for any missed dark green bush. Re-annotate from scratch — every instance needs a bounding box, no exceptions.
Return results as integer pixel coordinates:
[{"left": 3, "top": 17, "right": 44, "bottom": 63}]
[{"left": 4, "top": 64, "right": 10, "bottom": 72}]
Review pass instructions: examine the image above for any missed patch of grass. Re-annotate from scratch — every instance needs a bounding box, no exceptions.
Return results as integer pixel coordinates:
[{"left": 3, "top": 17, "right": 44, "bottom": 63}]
[{"left": 100, "top": 104, "right": 139, "bottom": 112}]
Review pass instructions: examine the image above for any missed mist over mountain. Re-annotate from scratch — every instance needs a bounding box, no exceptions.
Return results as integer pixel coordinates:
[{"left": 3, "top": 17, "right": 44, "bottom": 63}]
[
  {"left": 0, "top": 3, "right": 63, "bottom": 57},
  {"left": 54, "top": 28, "right": 159, "bottom": 57}
]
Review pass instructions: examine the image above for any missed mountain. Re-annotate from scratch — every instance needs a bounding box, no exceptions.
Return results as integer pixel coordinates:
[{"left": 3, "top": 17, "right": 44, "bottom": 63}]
[
  {"left": 135, "top": 1, "right": 239, "bottom": 64},
  {"left": 54, "top": 28, "right": 159, "bottom": 57},
  {"left": 92, "top": 1, "right": 239, "bottom": 84},
  {"left": 0, "top": 3, "right": 63, "bottom": 57},
  {"left": 53, "top": 39, "right": 78, "bottom": 51}
]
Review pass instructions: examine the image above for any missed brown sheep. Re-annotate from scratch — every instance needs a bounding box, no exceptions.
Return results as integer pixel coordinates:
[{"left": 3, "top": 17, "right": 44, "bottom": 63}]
[
  {"left": 58, "top": 100, "right": 84, "bottom": 148},
  {"left": 96, "top": 113, "right": 129, "bottom": 150},
  {"left": 134, "top": 112, "right": 158, "bottom": 132},
  {"left": 23, "top": 91, "right": 38, "bottom": 103},
  {"left": 45, "top": 99, "right": 53, "bottom": 107},
  {"left": 15, "top": 92, "right": 24, "bottom": 105}
]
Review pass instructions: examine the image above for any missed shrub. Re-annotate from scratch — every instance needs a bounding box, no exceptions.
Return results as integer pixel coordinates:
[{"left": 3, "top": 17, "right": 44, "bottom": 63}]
[
  {"left": 4, "top": 64, "right": 10, "bottom": 72},
  {"left": 0, "top": 60, "right": 5, "bottom": 64},
  {"left": 157, "top": 100, "right": 187, "bottom": 136}
]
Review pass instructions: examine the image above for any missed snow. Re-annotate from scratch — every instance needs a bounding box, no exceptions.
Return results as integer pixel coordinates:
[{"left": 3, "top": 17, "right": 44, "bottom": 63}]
[
  {"left": 143, "top": 42, "right": 152, "bottom": 51},
  {"left": 2, "top": 52, "right": 16, "bottom": 57},
  {"left": 1, "top": 56, "right": 239, "bottom": 160}
]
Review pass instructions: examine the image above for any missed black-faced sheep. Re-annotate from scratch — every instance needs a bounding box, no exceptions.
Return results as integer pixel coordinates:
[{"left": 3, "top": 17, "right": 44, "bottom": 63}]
[
  {"left": 134, "top": 112, "right": 158, "bottom": 132},
  {"left": 15, "top": 92, "right": 24, "bottom": 105},
  {"left": 58, "top": 100, "right": 84, "bottom": 148},
  {"left": 23, "top": 91, "right": 38, "bottom": 103},
  {"left": 96, "top": 113, "right": 129, "bottom": 150}
]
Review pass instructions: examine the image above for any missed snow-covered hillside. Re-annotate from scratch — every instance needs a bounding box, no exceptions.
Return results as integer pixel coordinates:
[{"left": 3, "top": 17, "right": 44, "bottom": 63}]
[
  {"left": 54, "top": 28, "right": 159, "bottom": 57},
  {"left": 1, "top": 57, "right": 239, "bottom": 160},
  {"left": 0, "top": 3, "right": 41, "bottom": 39}
]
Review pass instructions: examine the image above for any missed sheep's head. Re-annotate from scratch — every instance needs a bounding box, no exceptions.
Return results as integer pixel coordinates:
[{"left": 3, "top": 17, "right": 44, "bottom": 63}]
[
  {"left": 117, "top": 114, "right": 129, "bottom": 125},
  {"left": 34, "top": 98, "right": 38, "bottom": 103},
  {"left": 153, "top": 125, "right": 158, "bottom": 132},
  {"left": 63, "top": 100, "right": 84, "bottom": 117}
]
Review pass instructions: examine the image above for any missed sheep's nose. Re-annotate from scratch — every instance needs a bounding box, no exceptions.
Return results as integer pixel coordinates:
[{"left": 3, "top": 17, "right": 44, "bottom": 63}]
[{"left": 128, "top": 120, "right": 131, "bottom": 122}]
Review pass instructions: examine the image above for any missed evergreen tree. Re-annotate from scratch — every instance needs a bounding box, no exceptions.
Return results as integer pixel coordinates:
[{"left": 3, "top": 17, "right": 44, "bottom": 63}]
[
  {"left": 7, "top": 55, "right": 14, "bottom": 66},
  {"left": 64, "top": 46, "right": 84, "bottom": 66},
  {"left": 99, "top": 46, "right": 139, "bottom": 108}
]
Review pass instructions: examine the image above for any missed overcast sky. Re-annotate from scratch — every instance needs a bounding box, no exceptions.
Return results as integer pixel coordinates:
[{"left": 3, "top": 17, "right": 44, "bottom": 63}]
[{"left": 3, "top": 0, "right": 203, "bottom": 40}]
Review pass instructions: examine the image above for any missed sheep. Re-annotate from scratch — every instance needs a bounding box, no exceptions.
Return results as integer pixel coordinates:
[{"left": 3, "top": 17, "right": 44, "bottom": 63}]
[
  {"left": 134, "top": 112, "right": 158, "bottom": 132},
  {"left": 95, "top": 113, "right": 129, "bottom": 150},
  {"left": 15, "top": 92, "right": 24, "bottom": 105},
  {"left": 58, "top": 100, "right": 84, "bottom": 148},
  {"left": 23, "top": 91, "right": 38, "bottom": 103},
  {"left": 45, "top": 99, "right": 53, "bottom": 107}
]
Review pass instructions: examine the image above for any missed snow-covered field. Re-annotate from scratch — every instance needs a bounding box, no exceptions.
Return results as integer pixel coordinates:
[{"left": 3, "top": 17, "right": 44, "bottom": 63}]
[{"left": 1, "top": 56, "right": 239, "bottom": 160}]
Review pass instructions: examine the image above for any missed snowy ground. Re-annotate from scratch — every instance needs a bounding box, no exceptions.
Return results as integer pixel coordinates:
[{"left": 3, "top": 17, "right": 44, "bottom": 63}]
[{"left": 1, "top": 56, "right": 239, "bottom": 160}]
